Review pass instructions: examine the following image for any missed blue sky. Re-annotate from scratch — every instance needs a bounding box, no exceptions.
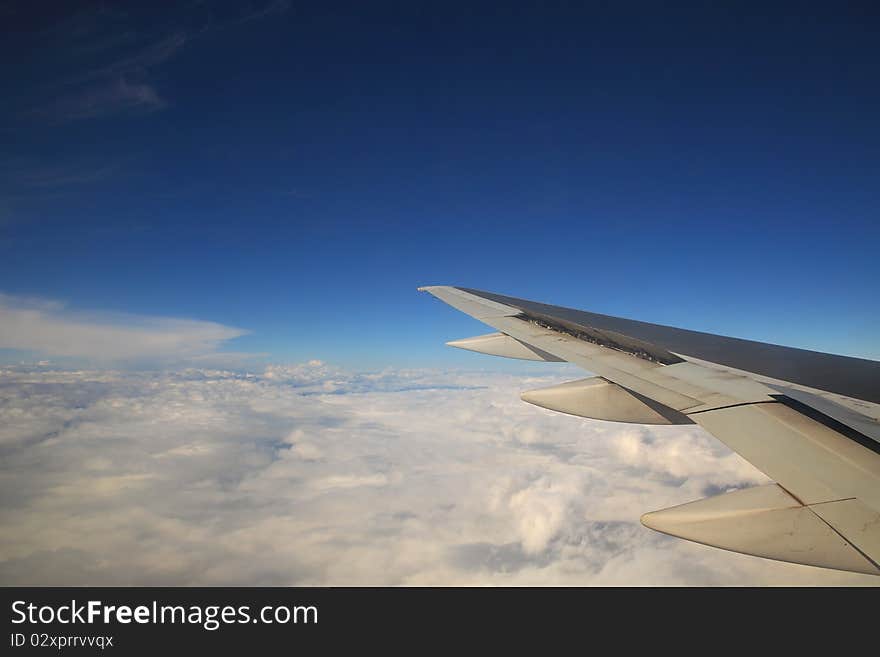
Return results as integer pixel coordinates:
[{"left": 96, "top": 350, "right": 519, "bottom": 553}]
[{"left": 1, "top": 1, "right": 878, "bottom": 368}]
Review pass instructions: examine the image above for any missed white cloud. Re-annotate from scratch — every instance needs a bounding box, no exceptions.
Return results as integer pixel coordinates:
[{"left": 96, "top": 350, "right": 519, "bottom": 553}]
[
  {"left": 0, "top": 364, "right": 876, "bottom": 586},
  {"left": 0, "top": 293, "right": 248, "bottom": 364}
]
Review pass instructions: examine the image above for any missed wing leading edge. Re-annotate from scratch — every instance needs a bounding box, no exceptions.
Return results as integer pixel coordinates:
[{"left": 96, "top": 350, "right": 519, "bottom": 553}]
[{"left": 419, "top": 285, "right": 880, "bottom": 575}]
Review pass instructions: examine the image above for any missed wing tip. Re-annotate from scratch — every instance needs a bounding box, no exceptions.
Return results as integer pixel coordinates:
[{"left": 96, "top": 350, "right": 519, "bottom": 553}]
[{"left": 418, "top": 285, "right": 459, "bottom": 295}]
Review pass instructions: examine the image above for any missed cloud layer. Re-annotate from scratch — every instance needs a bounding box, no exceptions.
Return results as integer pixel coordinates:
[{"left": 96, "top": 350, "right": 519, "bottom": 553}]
[{"left": 0, "top": 362, "right": 876, "bottom": 586}]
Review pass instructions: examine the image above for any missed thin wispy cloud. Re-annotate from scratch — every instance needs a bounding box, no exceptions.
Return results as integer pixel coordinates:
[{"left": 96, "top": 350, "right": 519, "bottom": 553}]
[
  {"left": 6, "top": 161, "right": 119, "bottom": 189},
  {"left": 19, "top": 2, "right": 287, "bottom": 125},
  {"left": 235, "top": 0, "right": 291, "bottom": 24},
  {"left": 64, "top": 30, "right": 188, "bottom": 87},
  {"left": 35, "top": 77, "right": 167, "bottom": 124},
  {"left": 29, "top": 29, "right": 183, "bottom": 125},
  {"left": 0, "top": 1, "right": 293, "bottom": 219}
]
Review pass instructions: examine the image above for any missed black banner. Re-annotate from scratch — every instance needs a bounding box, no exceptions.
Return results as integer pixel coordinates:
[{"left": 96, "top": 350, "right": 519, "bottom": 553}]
[{"left": 1, "top": 587, "right": 872, "bottom": 652}]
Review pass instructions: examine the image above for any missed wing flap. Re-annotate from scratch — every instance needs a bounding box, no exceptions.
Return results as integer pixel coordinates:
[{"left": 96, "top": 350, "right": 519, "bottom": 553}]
[
  {"left": 446, "top": 332, "right": 564, "bottom": 361},
  {"left": 808, "top": 498, "right": 880, "bottom": 568},
  {"left": 641, "top": 484, "right": 880, "bottom": 575},
  {"left": 521, "top": 377, "right": 693, "bottom": 425}
]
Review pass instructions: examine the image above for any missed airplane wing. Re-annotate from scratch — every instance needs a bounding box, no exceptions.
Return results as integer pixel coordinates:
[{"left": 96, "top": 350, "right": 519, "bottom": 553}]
[{"left": 419, "top": 285, "right": 880, "bottom": 575}]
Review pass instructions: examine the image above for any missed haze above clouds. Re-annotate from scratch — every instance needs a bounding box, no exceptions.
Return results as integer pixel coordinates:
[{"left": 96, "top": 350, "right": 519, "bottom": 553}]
[
  {"left": 1, "top": 362, "right": 875, "bottom": 586},
  {"left": 0, "top": 292, "right": 250, "bottom": 366}
]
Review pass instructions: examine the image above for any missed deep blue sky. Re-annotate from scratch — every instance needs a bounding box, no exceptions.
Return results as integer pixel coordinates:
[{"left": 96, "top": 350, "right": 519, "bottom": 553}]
[{"left": 1, "top": 1, "right": 878, "bottom": 367}]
